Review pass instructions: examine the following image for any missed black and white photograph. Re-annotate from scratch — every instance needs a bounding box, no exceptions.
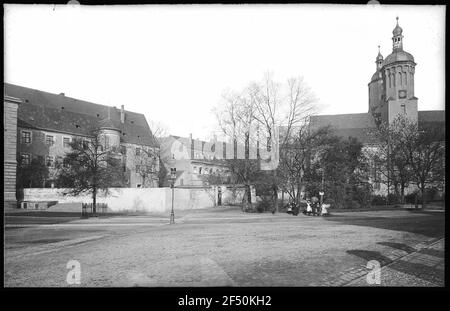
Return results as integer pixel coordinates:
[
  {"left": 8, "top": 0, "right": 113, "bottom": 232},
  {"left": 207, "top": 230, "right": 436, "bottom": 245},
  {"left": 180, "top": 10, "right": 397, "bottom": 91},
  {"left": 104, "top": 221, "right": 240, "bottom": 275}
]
[{"left": 3, "top": 2, "right": 445, "bottom": 291}]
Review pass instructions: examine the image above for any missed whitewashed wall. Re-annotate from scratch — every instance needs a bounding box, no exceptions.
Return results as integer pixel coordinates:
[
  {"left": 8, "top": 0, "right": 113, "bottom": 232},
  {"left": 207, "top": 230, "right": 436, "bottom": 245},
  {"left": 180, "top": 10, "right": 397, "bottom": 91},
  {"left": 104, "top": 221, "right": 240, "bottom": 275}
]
[{"left": 23, "top": 186, "right": 251, "bottom": 213}]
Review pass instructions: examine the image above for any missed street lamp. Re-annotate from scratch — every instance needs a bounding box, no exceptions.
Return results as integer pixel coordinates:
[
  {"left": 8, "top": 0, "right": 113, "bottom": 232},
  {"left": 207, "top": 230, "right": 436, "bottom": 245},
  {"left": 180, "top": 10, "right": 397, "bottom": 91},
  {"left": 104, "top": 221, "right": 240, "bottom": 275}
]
[{"left": 170, "top": 167, "right": 176, "bottom": 224}]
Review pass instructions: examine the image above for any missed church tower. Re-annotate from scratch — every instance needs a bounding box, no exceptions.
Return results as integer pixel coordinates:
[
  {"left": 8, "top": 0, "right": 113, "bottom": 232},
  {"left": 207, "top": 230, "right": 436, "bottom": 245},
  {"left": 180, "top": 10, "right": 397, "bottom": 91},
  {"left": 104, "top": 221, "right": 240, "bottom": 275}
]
[
  {"left": 368, "top": 46, "right": 384, "bottom": 125},
  {"left": 369, "top": 17, "right": 418, "bottom": 125}
]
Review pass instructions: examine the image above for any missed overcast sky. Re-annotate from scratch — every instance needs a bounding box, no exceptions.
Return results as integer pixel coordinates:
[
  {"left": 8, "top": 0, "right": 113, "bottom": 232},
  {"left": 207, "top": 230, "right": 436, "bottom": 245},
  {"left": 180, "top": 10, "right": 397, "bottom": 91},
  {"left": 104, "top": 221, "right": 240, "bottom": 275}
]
[{"left": 4, "top": 4, "right": 445, "bottom": 140}]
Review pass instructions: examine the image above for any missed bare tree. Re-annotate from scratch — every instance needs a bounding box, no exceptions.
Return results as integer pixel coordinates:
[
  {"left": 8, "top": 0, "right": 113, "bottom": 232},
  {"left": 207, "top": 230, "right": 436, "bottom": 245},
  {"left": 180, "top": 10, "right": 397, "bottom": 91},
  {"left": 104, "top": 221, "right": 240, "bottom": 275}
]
[
  {"left": 395, "top": 115, "right": 445, "bottom": 208},
  {"left": 251, "top": 72, "right": 317, "bottom": 212},
  {"left": 214, "top": 72, "right": 317, "bottom": 212},
  {"left": 213, "top": 89, "right": 260, "bottom": 207},
  {"left": 278, "top": 124, "right": 332, "bottom": 206},
  {"left": 57, "top": 129, "right": 126, "bottom": 214},
  {"left": 367, "top": 117, "right": 414, "bottom": 204}
]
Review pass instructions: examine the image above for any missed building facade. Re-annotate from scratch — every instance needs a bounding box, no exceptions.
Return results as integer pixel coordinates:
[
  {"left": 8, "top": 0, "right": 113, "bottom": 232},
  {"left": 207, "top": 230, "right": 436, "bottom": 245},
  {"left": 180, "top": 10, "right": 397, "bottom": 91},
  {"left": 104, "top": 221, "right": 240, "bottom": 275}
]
[
  {"left": 4, "top": 83, "right": 159, "bottom": 189},
  {"left": 3, "top": 95, "right": 22, "bottom": 208},
  {"left": 160, "top": 135, "right": 231, "bottom": 187}
]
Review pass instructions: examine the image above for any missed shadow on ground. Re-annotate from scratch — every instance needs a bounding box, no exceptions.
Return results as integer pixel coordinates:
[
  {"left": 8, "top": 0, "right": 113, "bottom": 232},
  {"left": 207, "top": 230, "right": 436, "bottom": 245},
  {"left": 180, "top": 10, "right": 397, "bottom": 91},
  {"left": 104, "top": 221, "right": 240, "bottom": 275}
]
[
  {"left": 323, "top": 212, "right": 444, "bottom": 238},
  {"left": 377, "top": 242, "right": 416, "bottom": 253},
  {"left": 346, "top": 250, "right": 392, "bottom": 266}
]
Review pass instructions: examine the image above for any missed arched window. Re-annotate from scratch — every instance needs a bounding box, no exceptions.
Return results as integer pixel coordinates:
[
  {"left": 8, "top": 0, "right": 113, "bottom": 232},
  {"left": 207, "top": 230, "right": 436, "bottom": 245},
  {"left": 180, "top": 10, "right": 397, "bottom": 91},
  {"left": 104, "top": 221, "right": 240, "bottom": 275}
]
[
  {"left": 398, "top": 72, "right": 402, "bottom": 85},
  {"left": 387, "top": 70, "right": 391, "bottom": 87}
]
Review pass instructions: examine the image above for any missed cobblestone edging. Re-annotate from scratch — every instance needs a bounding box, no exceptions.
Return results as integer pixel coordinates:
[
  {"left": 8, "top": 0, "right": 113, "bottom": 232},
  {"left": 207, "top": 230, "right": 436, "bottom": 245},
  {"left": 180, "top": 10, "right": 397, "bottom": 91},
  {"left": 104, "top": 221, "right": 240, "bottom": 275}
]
[{"left": 309, "top": 237, "right": 444, "bottom": 286}]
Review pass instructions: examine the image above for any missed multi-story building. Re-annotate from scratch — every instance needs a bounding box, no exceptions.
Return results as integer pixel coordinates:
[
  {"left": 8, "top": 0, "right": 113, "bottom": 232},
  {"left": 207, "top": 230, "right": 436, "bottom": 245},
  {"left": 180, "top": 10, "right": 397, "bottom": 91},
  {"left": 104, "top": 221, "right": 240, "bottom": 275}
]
[{"left": 4, "top": 83, "right": 159, "bottom": 189}]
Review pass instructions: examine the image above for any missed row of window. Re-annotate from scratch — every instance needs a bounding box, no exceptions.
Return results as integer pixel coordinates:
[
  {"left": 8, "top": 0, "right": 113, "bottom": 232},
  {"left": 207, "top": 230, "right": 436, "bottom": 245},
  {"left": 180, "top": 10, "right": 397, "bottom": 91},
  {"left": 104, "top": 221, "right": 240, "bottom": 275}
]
[
  {"left": 21, "top": 131, "right": 126, "bottom": 153},
  {"left": 20, "top": 153, "right": 68, "bottom": 168},
  {"left": 135, "top": 147, "right": 157, "bottom": 157},
  {"left": 193, "top": 166, "right": 228, "bottom": 175},
  {"left": 135, "top": 164, "right": 156, "bottom": 172},
  {"left": 21, "top": 130, "right": 73, "bottom": 148},
  {"left": 21, "top": 152, "right": 155, "bottom": 174}
]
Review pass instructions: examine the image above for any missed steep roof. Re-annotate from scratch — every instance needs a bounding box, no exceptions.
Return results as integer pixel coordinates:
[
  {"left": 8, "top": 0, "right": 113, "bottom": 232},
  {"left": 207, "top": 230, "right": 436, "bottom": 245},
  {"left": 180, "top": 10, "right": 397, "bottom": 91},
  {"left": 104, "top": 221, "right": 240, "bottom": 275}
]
[
  {"left": 383, "top": 50, "right": 415, "bottom": 65},
  {"left": 310, "top": 113, "right": 378, "bottom": 144},
  {"left": 17, "top": 102, "right": 99, "bottom": 136},
  {"left": 4, "top": 83, "right": 157, "bottom": 147}
]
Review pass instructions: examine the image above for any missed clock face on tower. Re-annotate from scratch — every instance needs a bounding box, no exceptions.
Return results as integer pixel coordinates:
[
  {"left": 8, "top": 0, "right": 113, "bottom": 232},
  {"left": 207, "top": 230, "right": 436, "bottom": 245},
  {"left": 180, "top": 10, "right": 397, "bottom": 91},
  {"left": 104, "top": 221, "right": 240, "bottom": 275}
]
[{"left": 398, "top": 90, "right": 407, "bottom": 99}]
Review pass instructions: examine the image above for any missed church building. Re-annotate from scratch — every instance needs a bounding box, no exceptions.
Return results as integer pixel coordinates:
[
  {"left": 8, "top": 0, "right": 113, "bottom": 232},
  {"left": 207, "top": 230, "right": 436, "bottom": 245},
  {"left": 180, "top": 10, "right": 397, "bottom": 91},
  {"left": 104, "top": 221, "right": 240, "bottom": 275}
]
[
  {"left": 309, "top": 17, "right": 445, "bottom": 195},
  {"left": 310, "top": 17, "right": 444, "bottom": 145}
]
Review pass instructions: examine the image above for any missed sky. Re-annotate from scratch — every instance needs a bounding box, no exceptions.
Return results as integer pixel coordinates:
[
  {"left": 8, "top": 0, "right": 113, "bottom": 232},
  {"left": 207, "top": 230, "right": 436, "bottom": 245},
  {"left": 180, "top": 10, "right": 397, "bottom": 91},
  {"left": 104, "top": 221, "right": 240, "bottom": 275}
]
[{"left": 4, "top": 4, "right": 445, "bottom": 140}]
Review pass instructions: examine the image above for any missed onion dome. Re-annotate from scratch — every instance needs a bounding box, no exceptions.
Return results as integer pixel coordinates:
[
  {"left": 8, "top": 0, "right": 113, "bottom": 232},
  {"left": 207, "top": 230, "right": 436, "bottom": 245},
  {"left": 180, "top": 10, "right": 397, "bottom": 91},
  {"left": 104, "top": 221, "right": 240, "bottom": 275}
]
[{"left": 392, "top": 16, "right": 403, "bottom": 36}]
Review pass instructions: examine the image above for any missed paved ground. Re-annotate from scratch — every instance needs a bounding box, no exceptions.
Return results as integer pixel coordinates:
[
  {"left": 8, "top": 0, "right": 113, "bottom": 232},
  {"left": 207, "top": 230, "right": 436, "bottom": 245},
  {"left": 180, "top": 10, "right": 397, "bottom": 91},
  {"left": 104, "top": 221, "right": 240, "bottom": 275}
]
[{"left": 4, "top": 207, "right": 445, "bottom": 287}]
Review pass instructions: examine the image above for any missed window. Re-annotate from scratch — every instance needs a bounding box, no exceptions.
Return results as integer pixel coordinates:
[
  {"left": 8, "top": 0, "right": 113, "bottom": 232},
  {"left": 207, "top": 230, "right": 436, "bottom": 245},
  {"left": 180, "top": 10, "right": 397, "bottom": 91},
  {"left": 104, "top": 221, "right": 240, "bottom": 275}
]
[
  {"left": 136, "top": 148, "right": 141, "bottom": 156},
  {"left": 63, "top": 137, "right": 71, "bottom": 148},
  {"left": 21, "top": 131, "right": 32, "bottom": 144},
  {"left": 46, "top": 156, "right": 54, "bottom": 167},
  {"left": 45, "top": 135, "right": 54, "bottom": 146},
  {"left": 21, "top": 153, "right": 31, "bottom": 165},
  {"left": 82, "top": 140, "right": 89, "bottom": 150},
  {"left": 121, "top": 145, "right": 126, "bottom": 155}
]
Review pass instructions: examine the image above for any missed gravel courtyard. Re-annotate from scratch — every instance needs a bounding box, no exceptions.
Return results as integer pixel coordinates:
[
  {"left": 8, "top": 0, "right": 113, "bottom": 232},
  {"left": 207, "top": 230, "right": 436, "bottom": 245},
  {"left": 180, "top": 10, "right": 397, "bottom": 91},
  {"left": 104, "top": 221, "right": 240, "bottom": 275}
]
[{"left": 4, "top": 207, "right": 444, "bottom": 287}]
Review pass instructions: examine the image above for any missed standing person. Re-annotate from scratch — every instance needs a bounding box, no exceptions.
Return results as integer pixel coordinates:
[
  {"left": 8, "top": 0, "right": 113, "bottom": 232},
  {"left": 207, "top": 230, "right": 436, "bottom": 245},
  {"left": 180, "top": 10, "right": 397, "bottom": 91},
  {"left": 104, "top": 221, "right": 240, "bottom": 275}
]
[
  {"left": 305, "top": 199, "right": 313, "bottom": 215},
  {"left": 311, "top": 196, "right": 319, "bottom": 216}
]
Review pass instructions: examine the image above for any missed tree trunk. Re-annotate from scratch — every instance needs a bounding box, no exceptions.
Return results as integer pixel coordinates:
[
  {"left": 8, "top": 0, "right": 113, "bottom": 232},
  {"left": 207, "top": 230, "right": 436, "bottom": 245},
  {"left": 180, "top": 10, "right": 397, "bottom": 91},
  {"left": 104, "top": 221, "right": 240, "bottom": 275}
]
[
  {"left": 400, "top": 184, "right": 405, "bottom": 205},
  {"left": 245, "top": 184, "right": 252, "bottom": 204},
  {"left": 92, "top": 189, "right": 97, "bottom": 214},
  {"left": 273, "top": 184, "right": 278, "bottom": 213},
  {"left": 420, "top": 184, "right": 426, "bottom": 209},
  {"left": 296, "top": 180, "right": 301, "bottom": 205},
  {"left": 272, "top": 170, "right": 278, "bottom": 213}
]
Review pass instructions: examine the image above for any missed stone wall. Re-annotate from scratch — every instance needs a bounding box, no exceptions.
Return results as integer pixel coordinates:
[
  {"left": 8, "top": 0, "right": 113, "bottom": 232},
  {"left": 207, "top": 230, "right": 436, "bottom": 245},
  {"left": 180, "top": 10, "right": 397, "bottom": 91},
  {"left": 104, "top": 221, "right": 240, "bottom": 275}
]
[{"left": 23, "top": 186, "right": 250, "bottom": 213}]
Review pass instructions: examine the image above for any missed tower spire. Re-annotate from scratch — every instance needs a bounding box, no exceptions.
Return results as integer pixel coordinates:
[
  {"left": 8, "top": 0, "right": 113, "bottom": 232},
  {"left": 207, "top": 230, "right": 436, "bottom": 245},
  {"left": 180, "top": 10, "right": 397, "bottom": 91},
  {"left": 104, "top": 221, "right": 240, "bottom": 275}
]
[
  {"left": 392, "top": 16, "right": 403, "bottom": 51},
  {"left": 376, "top": 45, "right": 383, "bottom": 70}
]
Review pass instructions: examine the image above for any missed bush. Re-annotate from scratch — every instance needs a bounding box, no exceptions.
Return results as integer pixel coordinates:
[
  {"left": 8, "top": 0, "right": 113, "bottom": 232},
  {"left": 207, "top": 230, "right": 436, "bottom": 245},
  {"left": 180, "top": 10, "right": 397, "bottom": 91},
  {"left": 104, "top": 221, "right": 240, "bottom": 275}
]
[
  {"left": 371, "top": 195, "right": 386, "bottom": 206},
  {"left": 255, "top": 196, "right": 272, "bottom": 213},
  {"left": 404, "top": 192, "right": 419, "bottom": 204}
]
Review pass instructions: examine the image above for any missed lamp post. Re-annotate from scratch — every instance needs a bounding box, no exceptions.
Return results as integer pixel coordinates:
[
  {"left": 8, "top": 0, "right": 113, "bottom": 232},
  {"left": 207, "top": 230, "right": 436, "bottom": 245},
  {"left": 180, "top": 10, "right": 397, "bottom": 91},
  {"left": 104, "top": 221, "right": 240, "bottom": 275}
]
[{"left": 170, "top": 167, "right": 176, "bottom": 224}]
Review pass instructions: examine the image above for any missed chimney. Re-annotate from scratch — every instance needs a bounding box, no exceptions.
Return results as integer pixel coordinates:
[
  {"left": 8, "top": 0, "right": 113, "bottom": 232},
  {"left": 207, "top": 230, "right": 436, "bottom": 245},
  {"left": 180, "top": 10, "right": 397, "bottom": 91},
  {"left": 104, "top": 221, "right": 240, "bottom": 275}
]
[
  {"left": 120, "top": 105, "right": 125, "bottom": 123},
  {"left": 59, "top": 93, "right": 65, "bottom": 96}
]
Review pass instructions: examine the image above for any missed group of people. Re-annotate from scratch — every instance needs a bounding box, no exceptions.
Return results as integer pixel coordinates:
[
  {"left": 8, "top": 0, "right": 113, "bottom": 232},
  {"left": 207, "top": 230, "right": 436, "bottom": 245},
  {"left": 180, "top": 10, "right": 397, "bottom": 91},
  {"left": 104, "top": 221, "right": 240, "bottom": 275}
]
[{"left": 286, "top": 195, "right": 329, "bottom": 217}]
